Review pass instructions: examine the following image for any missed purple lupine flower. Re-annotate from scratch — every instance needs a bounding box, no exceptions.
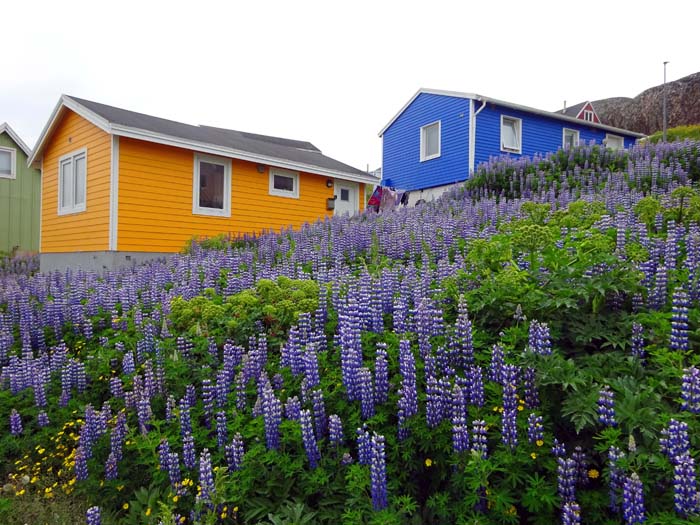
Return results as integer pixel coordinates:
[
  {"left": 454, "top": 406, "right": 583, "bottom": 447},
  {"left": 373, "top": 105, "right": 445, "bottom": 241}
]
[
  {"left": 197, "top": 448, "right": 215, "bottom": 507},
  {"left": 272, "top": 373, "right": 284, "bottom": 391},
  {"left": 468, "top": 365, "right": 485, "bottom": 407},
  {"left": 357, "top": 425, "right": 371, "bottom": 465},
  {"left": 235, "top": 371, "right": 247, "bottom": 411},
  {"left": 122, "top": 351, "right": 135, "bottom": 375},
  {"left": 10, "top": 409, "right": 22, "bottom": 435},
  {"left": 167, "top": 451, "right": 181, "bottom": 489},
  {"left": 557, "top": 457, "right": 577, "bottom": 504},
  {"left": 374, "top": 343, "right": 389, "bottom": 404},
  {"left": 370, "top": 433, "right": 388, "bottom": 510},
  {"left": 397, "top": 340, "right": 417, "bottom": 439},
  {"left": 75, "top": 446, "right": 89, "bottom": 481},
  {"left": 37, "top": 410, "right": 49, "bottom": 427},
  {"left": 673, "top": 454, "right": 700, "bottom": 517},
  {"left": 562, "top": 501, "right": 581, "bottom": 525},
  {"left": 216, "top": 410, "right": 227, "bottom": 449},
  {"left": 86, "top": 506, "right": 101, "bottom": 525},
  {"left": 631, "top": 322, "right": 645, "bottom": 362},
  {"left": 622, "top": 473, "right": 645, "bottom": 524},
  {"left": 681, "top": 366, "right": 700, "bottom": 413},
  {"left": 312, "top": 388, "right": 327, "bottom": 440},
  {"left": 608, "top": 446, "right": 625, "bottom": 512},
  {"left": 285, "top": 395, "right": 301, "bottom": 420},
  {"left": 109, "top": 377, "right": 124, "bottom": 399},
  {"left": 552, "top": 438, "right": 566, "bottom": 458},
  {"left": 572, "top": 446, "right": 588, "bottom": 487},
  {"left": 328, "top": 414, "right": 344, "bottom": 447},
  {"left": 182, "top": 432, "right": 196, "bottom": 470},
  {"left": 136, "top": 395, "right": 152, "bottom": 435},
  {"left": 501, "top": 364, "right": 519, "bottom": 450},
  {"left": 303, "top": 343, "right": 321, "bottom": 389},
  {"left": 471, "top": 419, "right": 488, "bottom": 459},
  {"left": 527, "top": 413, "right": 543, "bottom": 444},
  {"left": 359, "top": 367, "right": 375, "bottom": 420},
  {"left": 528, "top": 320, "right": 552, "bottom": 355},
  {"left": 453, "top": 296, "right": 475, "bottom": 369},
  {"left": 201, "top": 378, "right": 215, "bottom": 428},
  {"left": 426, "top": 375, "right": 444, "bottom": 428},
  {"left": 341, "top": 452, "right": 354, "bottom": 465},
  {"left": 225, "top": 433, "right": 245, "bottom": 472},
  {"left": 178, "top": 398, "right": 192, "bottom": 440},
  {"left": 165, "top": 395, "right": 176, "bottom": 422},
  {"left": 670, "top": 288, "right": 690, "bottom": 352},
  {"left": 660, "top": 419, "right": 690, "bottom": 462},
  {"left": 104, "top": 453, "right": 118, "bottom": 480},
  {"left": 523, "top": 367, "right": 539, "bottom": 408},
  {"left": 300, "top": 409, "right": 321, "bottom": 469},
  {"left": 261, "top": 383, "right": 282, "bottom": 450},
  {"left": 488, "top": 344, "right": 505, "bottom": 383},
  {"left": 158, "top": 439, "right": 171, "bottom": 471},
  {"left": 597, "top": 385, "right": 617, "bottom": 427}
]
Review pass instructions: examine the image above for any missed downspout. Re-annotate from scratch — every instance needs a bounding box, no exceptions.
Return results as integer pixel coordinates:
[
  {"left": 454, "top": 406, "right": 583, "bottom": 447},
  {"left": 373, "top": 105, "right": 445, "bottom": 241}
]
[{"left": 469, "top": 97, "right": 487, "bottom": 175}]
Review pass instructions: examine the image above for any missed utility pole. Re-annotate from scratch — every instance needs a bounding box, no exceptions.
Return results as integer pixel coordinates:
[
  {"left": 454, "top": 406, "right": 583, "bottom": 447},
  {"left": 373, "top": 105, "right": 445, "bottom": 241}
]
[{"left": 663, "top": 61, "right": 669, "bottom": 142}]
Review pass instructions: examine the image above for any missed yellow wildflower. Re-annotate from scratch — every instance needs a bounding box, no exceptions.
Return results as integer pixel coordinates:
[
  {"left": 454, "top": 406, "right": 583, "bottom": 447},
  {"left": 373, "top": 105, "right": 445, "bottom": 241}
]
[
  {"left": 536, "top": 439, "right": 544, "bottom": 447},
  {"left": 145, "top": 507, "right": 152, "bottom": 516},
  {"left": 172, "top": 495, "right": 179, "bottom": 503},
  {"left": 588, "top": 469, "right": 600, "bottom": 479},
  {"left": 530, "top": 453, "right": 537, "bottom": 459},
  {"left": 123, "top": 503, "right": 129, "bottom": 510},
  {"left": 425, "top": 458, "right": 433, "bottom": 467}
]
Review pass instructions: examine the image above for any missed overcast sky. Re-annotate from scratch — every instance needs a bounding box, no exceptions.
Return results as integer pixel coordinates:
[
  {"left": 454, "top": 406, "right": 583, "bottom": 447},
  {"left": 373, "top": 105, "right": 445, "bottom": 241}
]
[{"left": 2, "top": 0, "right": 698, "bottom": 171}]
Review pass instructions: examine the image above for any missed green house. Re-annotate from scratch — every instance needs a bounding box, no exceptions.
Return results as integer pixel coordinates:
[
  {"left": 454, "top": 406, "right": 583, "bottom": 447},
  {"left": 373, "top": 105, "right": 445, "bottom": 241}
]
[{"left": 0, "top": 123, "right": 40, "bottom": 254}]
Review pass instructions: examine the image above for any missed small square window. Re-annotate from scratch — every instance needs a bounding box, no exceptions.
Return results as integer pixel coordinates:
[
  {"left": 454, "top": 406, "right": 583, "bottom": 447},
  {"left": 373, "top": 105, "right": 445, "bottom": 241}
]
[
  {"left": 269, "top": 168, "right": 299, "bottom": 198},
  {"left": 58, "top": 148, "right": 87, "bottom": 215},
  {"left": 420, "top": 121, "right": 441, "bottom": 161},
  {"left": 501, "top": 116, "right": 522, "bottom": 154},
  {"left": 193, "top": 154, "right": 231, "bottom": 217},
  {"left": 340, "top": 188, "right": 350, "bottom": 201},
  {"left": 0, "top": 147, "right": 16, "bottom": 179},
  {"left": 563, "top": 128, "right": 579, "bottom": 149},
  {"left": 583, "top": 110, "right": 594, "bottom": 122}
]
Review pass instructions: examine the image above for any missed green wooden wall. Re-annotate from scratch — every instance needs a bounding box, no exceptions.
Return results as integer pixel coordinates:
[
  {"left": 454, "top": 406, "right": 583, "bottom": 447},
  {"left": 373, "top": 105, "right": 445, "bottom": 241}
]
[{"left": 0, "top": 131, "right": 41, "bottom": 253}]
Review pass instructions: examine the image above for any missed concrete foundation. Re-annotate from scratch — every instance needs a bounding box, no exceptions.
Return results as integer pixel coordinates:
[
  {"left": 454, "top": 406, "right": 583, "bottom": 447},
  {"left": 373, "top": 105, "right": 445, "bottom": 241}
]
[
  {"left": 407, "top": 181, "right": 464, "bottom": 207},
  {"left": 40, "top": 251, "right": 173, "bottom": 273}
]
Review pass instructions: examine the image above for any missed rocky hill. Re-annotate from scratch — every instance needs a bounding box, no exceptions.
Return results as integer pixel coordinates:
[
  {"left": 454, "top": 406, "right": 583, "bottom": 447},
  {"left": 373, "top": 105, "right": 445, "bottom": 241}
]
[{"left": 590, "top": 72, "right": 700, "bottom": 135}]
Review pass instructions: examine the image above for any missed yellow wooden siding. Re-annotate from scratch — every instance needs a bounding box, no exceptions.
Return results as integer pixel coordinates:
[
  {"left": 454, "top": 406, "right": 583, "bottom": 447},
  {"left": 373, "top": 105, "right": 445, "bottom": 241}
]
[
  {"left": 40, "top": 110, "right": 111, "bottom": 252},
  {"left": 117, "top": 138, "right": 338, "bottom": 252}
]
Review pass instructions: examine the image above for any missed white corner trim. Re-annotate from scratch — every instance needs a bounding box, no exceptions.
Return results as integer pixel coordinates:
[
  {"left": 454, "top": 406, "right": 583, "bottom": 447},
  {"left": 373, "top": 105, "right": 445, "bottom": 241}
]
[
  {"left": 469, "top": 99, "right": 486, "bottom": 175},
  {"left": 109, "top": 136, "right": 119, "bottom": 250}
]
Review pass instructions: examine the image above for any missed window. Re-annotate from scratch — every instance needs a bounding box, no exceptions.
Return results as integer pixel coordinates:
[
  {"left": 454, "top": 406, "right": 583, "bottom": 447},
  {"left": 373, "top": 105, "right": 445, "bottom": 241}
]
[
  {"left": 0, "top": 147, "right": 16, "bottom": 179},
  {"left": 563, "top": 128, "right": 579, "bottom": 149},
  {"left": 269, "top": 168, "right": 299, "bottom": 198},
  {"left": 583, "top": 110, "right": 594, "bottom": 122},
  {"left": 193, "top": 154, "right": 231, "bottom": 216},
  {"left": 420, "top": 121, "right": 441, "bottom": 161},
  {"left": 58, "top": 148, "right": 87, "bottom": 215},
  {"left": 340, "top": 188, "right": 350, "bottom": 201},
  {"left": 501, "top": 116, "right": 522, "bottom": 153},
  {"left": 605, "top": 134, "right": 624, "bottom": 151}
]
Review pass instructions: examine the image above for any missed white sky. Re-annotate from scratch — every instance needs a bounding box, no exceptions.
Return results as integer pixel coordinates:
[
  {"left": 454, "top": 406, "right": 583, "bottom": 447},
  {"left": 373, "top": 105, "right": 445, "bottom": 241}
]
[{"left": 2, "top": 0, "right": 698, "bottom": 171}]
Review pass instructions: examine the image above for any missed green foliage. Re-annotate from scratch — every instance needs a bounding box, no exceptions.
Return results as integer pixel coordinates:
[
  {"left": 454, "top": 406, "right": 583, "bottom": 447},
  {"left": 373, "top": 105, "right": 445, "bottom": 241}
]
[{"left": 647, "top": 124, "right": 700, "bottom": 143}]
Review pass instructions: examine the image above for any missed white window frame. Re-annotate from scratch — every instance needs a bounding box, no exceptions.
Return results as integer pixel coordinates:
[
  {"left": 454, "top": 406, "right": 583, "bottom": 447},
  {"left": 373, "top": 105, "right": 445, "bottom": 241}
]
[
  {"left": 192, "top": 153, "right": 232, "bottom": 217},
  {"left": 500, "top": 115, "right": 522, "bottom": 154},
  {"left": 605, "top": 134, "right": 624, "bottom": 151},
  {"left": 0, "top": 146, "right": 16, "bottom": 179},
  {"left": 420, "top": 121, "right": 441, "bottom": 161},
  {"left": 269, "top": 167, "right": 300, "bottom": 199},
  {"left": 57, "top": 147, "right": 87, "bottom": 215},
  {"left": 583, "top": 110, "right": 594, "bottom": 122},
  {"left": 562, "top": 128, "right": 580, "bottom": 149}
]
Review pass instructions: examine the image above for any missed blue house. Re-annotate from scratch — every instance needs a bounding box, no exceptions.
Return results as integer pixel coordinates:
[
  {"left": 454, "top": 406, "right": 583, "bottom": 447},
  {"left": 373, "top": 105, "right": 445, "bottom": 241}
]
[{"left": 379, "top": 88, "right": 644, "bottom": 202}]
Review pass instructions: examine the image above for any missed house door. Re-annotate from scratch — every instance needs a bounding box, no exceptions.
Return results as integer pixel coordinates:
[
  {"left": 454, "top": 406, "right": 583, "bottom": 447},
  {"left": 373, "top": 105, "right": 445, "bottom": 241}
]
[{"left": 334, "top": 181, "right": 359, "bottom": 216}]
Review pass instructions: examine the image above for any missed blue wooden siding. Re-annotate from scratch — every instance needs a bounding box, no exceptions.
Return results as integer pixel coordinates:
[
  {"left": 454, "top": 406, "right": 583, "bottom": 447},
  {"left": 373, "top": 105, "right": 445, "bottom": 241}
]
[
  {"left": 474, "top": 104, "right": 638, "bottom": 168},
  {"left": 382, "top": 93, "right": 470, "bottom": 191}
]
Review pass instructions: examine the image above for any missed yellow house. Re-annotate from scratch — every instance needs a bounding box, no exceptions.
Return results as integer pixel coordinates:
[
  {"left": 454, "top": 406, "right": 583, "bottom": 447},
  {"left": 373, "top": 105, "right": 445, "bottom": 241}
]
[{"left": 29, "top": 96, "right": 376, "bottom": 271}]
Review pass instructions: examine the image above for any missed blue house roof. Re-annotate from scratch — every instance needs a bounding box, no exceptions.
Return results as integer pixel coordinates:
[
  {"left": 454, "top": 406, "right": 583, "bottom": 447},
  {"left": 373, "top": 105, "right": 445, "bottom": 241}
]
[{"left": 379, "top": 88, "right": 645, "bottom": 139}]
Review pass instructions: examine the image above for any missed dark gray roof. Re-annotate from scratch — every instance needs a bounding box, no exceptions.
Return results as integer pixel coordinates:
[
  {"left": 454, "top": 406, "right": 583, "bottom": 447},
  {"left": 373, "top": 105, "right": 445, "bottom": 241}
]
[{"left": 66, "top": 96, "right": 368, "bottom": 177}]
